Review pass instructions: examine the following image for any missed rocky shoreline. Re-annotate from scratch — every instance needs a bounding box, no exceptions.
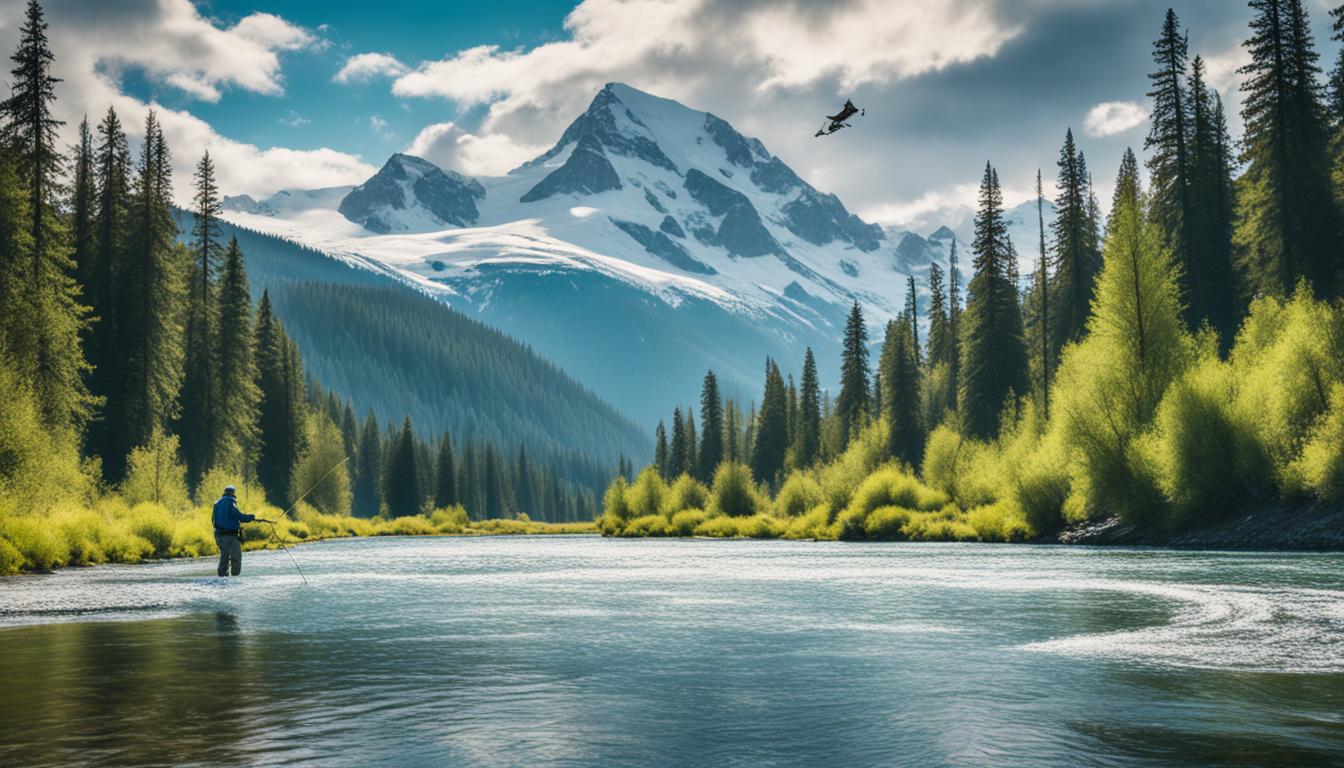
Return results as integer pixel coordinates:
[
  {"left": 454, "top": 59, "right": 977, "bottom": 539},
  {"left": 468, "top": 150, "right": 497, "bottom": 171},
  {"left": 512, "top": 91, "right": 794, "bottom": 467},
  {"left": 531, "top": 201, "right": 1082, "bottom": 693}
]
[{"left": 1057, "top": 501, "right": 1344, "bottom": 550}]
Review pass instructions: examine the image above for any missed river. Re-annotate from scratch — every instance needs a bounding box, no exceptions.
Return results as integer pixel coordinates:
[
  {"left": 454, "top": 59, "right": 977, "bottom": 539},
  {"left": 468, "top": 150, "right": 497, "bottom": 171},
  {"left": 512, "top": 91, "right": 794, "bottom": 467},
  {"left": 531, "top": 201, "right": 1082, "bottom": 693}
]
[{"left": 1, "top": 536, "right": 1341, "bottom": 766}]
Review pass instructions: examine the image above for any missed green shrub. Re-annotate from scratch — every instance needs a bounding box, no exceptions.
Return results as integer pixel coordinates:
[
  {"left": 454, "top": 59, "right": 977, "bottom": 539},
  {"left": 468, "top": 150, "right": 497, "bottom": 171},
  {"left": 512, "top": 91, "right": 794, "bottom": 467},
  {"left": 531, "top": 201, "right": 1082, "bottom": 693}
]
[
  {"left": 599, "top": 476, "right": 632, "bottom": 533},
  {"left": 622, "top": 514, "right": 670, "bottom": 537},
  {"left": 693, "top": 513, "right": 781, "bottom": 538},
  {"left": 122, "top": 430, "right": 191, "bottom": 512},
  {"left": 844, "top": 465, "right": 946, "bottom": 521},
  {"left": 662, "top": 474, "right": 709, "bottom": 517},
  {"left": 818, "top": 421, "right": 889, "bottom": 511},
  {"left": 1294, "top": 383, "right": 1344, "bottom": 501},
  {"left": 0, "top": 516, "right": 67, "bottom": 571},
  {"left": 668, "top": 509, "right": 707, "bottom": 535},
  {"left": 127, "top": 503, "right": 176, "bottom": 557},
  {"left": 782, "top": 505, "right": 832, "bottom": 540},
  {"left": 628, "top": 468, "right": 669, "bottom": 518},
  {"left": 1011, "top": 447, "right": 1071, "bottom": 536},
  {"left": 966, "top": 503, "right": 1031, "bottom": 542},
  {"left": 863, "top": 505, "right": 912, "bottom": 539},
  {"left": 430, "top": 505, "right": 470, "bottom": 533},
  {"left": 707, "top": 462, "right": 767, "bottom": 518},
  {"left": 774, "top": 472, "right": 824, "bottom": 517}
]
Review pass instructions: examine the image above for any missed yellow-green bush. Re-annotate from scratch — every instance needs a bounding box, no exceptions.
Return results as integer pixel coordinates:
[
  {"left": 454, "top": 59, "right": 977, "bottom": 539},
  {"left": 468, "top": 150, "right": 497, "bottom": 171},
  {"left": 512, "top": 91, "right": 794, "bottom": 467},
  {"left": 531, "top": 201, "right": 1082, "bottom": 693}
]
[
  {"left": 1294, "top": 383, "right": 1344, "bottom": 501},
  {"left": 622, "top": 513, "right": 670, "bottom": 537},
  {"left": 429, "top": 505, "right": 470, "bottom": 533},
  {"left": 668, "top": 509, "right": 707, "bottom": 535},
  {"left": 773, "top": 472, "right": 824, "bottom": 518},
  {"left": 693, "top": 513, "right": 781, "bottom": 538},
  {"left": 628, "top": 468, "right": 669, "bottom": 518},
  {"left": 662, "top": 474, "right": 709, "bottom": 516},
  {"left": 782, "top": 505, "right": 831, "bottom": 539},
  {"left": 966, "top": 503, "right": 1031, "bottom": 542},
  {"left": 706, "top": 462, "right": 769, "bottom": 518}
]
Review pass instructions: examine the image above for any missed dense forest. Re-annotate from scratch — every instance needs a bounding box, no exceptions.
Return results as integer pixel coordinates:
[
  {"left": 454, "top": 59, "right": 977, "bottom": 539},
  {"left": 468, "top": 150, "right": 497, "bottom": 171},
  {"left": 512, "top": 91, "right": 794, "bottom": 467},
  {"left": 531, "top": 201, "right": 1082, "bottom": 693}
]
[
  {"left": 602, "top": 2, "right": 1344, "bottom": 541},
  {"left": 0, "top": 1, "right": 603, "bottom": 573},
  {"left": 174, "top": 213, "right": 651, "bottom": 470}
]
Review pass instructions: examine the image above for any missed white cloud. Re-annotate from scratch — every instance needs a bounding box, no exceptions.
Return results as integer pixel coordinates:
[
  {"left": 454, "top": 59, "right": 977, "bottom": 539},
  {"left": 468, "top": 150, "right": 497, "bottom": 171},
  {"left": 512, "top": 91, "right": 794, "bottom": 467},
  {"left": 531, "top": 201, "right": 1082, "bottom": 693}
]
[
  {"left": 405, "top": 122, "right": 547, "bottom": 177},
  {"left": 333, "top": 52, "right": 408, "bottom": 84},
  {"left": 390, "top": 0, "right": 1022, "bottom": 148},
  {"left": 1083, "top": 101, "right": 1148, "bottom": 138},
  {"left": 279, "top": 110, "right": 311, "bottom": 127},
  {"left": 0, "top": 0, "right": 374, "bottom": 200},
  {"left": 370, "top": 115, "right": 394, "bottom": 140}
]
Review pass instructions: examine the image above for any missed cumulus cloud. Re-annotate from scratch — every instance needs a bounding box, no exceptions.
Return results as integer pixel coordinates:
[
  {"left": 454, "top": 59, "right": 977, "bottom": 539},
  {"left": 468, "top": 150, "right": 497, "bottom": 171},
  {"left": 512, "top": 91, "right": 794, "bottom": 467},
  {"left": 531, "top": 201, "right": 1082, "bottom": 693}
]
[
  {"left": 405, "top": 122, "right": 548, "bottom": 177},
  {"left": 391, "top": 0, "right": 1022, "bottom": 146},
  {"left": 0, "top": 0, "right": 374, "bottom": 200},
  {"left": 333, "top": 52, "right": 408, "bottom": 84},
  {"left": 1083, "top": 101, "right": 1148, "bottom": 138}
]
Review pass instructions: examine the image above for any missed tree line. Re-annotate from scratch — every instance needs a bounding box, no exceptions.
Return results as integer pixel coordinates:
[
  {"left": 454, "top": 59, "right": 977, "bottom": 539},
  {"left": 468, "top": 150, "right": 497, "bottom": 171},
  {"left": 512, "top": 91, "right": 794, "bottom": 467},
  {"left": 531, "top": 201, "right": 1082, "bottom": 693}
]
[{"left": 0, "top": 0, "right": 598, "bottom": 523}]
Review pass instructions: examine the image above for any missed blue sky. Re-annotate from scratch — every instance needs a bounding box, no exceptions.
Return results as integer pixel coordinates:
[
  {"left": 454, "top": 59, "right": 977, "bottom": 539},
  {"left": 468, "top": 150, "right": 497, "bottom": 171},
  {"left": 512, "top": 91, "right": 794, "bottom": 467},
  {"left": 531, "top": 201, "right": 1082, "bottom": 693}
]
[{"left": 6, "top": 0, "right": 1343, "bottom": 227}]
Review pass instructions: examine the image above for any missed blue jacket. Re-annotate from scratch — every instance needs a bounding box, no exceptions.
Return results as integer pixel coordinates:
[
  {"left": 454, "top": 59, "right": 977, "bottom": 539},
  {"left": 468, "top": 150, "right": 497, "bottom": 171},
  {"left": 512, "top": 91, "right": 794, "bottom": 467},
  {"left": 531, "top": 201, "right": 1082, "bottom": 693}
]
[{"left": 212, "top": 495, "right": 256, "bottom": 530}]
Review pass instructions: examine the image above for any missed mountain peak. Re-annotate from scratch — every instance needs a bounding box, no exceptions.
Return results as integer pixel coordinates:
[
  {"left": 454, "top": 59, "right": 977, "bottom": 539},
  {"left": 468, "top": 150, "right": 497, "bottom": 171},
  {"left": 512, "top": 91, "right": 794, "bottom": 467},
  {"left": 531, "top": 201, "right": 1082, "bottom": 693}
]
[{"left": 339, "top": 153, "right": 485, "bottom": 233}]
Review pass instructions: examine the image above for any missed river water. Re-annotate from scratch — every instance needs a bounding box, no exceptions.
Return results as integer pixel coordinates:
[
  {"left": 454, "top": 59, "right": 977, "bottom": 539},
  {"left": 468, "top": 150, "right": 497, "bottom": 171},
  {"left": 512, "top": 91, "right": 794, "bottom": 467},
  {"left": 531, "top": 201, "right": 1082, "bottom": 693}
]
[{"left": 0, "top": 537, "right": 1341, "bottom": 767}]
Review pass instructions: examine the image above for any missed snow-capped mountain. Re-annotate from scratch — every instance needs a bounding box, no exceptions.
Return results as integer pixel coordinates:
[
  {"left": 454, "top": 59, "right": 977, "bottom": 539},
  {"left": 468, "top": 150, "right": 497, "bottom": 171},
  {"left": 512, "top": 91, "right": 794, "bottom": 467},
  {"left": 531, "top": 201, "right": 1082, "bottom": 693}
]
[{"left": 220, "top": 83, "right": 1039, "bottom": 426}]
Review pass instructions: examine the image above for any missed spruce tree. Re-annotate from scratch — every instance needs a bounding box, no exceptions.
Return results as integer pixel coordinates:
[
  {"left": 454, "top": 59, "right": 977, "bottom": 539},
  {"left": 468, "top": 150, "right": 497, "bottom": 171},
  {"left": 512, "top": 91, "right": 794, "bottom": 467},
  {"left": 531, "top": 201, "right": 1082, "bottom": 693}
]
[
  {"left": 483, "top": 444, "right": 505, "bottom": 519},
  {"left": 947, "top": 240, "right": 962, "bottom": 408},
  {"left": 254, "top": 291, "right": 304, "bottom": 504},
  {"left": 751, "top": 358, "right": 788, "bottom": 486},
  {"left": 905, "top": 275, "right": 920, "bottom": 366},
  {"left": 698, "top": 370, "right": 723, "bottom": 481},
  {"left": 1035, "top": 169, "right": 1050, "bottom": 415},
  {"left": 353, "top": 410, "right": 382, "bottom": 516},
  {"left": 385, "top": 416, "right": 422, "bottom": 517},
  {"left": 216, "top": 236, "right": 260, "bottom": 471},
  {"left": 85, "top": 107, "right": 131, "bottom": 453},
  {"left": 880, "top": 318, "right": 922, "bottom": 466},
  {"left": 1188, "top": 56, "right": 1240, "bottom": 346},
  {"left": 1145, "top": 9, "right": 1195, "bottom": 291},
  {"left": 836, "top": 301, "right": 870, "bottom": 446},
  {"left": 654, "top": 420, "right": 669, "bottom": 478},
  {"left": 669, "top": 407, "right": 686, "bottom": 478},
  {"left": 683, "top": 411, "right": 697, "bottom": 477},
  {"left": 795, "top": 348, "right": 821, "bottom": 467},
  {"left": 180, "top": 151, "right": 223, "bottom": 484},
  {"left": 959, "top": 163, "right": 1030, "bottom": 438},
  {"left": 723, "top": 401, "right": 739, "bottom": 462},
  {"left": 0, "top": 0, "right": 92, "bottom": 432},
  {"left": 927, "top": 263, "right": 949, "bottom": 368},
  {"left": 1049, "top": 129, "right": 1102, "bottom": 354},
  {"left": 70, "top": 117, "right": 94, "bottom": 286},
  {"left": 105, "top": 113, "right": 183, "bottom": 480},
  {"left": 1238, "top": 0, "right": 1340, "bottom": 297},
  {"left": 515, "top": 445, "right": 536, "bottom": 517}
]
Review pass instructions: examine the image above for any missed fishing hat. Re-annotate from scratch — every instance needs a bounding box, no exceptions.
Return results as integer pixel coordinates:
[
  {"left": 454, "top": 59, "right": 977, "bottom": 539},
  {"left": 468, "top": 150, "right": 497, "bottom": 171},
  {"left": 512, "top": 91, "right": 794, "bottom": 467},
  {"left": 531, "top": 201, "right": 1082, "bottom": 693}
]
[{"left": 224, "top": 485, "right": 237, "bottom": 496}]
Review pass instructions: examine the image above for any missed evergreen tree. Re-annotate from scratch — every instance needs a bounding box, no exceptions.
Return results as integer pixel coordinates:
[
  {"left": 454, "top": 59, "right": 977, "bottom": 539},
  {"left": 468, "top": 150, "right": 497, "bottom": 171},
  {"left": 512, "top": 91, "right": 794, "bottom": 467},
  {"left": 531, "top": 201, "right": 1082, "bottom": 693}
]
[
  {"left": 669, "top": 407, "right": 686, "bottom": 478},
  {"left": 880, "top": 318, "right": 922, "bottom": 466},
  {"left": 483, "top": 444, "right": 505, "bottom": 519},
  {"left": 836, "top": 301, "right": 870, "bottom": 446},
  {"left": 353, "top": 410, "right": 382, "bottom": 516},
  {"left": 959, "top": 162, "right": 1030, "bottom": 439},
  {"left": 1049, "top": 129, "right": 1102, "bottom": 354},
  {"left": 85, "top": 108, "right": 130, "bottom": 438},
  {"left": 683, "top": 411, "right": 697, "bottom": 477},
  {"left": 340, "top": 404, "right": 358, "bottom": 460},
  {"left": 947, "top": 239, "right": 962, "bottom": 408},
  {"left": 0, "top": 0, "right": 91, "bottom": 432},
  {"left": 214, "top": 236, "right": 259, "bottom": 472},
  {"left": 927, "top": 263, "right": 949, "bottom": 367},
  {"left": 1188, "top": 55, "right": 1240, "bottom": 346},
  {"left": 180, "top": 151, "right": 223, "bottom": 484},
  {"left": 254, "top": 291, "right": 304, "bottom": 504},
  {"left": 1036, "top": 169, "right": 1051, "bottom": 415},
  {"left": 70, "top": 117, "right": 94, "bottom": 285},
  {"left": 654, "top": 420, "right": 669, "bottom": 478},
  {"left": 698, "top": 370, "right": 723, "bottom": 481},
  {"left": 723, "top": 400, "right": 740, "bottom": 463},
  {"left": 905, "top": 275, "right": 920, "bottom": 366},
  {"left": 105, "top": 112, "right": 183, "bottom": 480},
  {"left": 516, "top": 445, "right": 536, "bottom": 517},
  {"left": 1145, "top": 9, "right": 1195, "bottom": 289},
  {"left": 751, "top": 358, "right": 788, "bottom": 486},
  {"left": 794, "top": 348, "right": 821, "bottom": 467},
  {"left": 1237, "top": 0, "right": 1340, "bottom": 297},
  {"left": 384, "top": 416, "right": 422, "bottom": 517}
]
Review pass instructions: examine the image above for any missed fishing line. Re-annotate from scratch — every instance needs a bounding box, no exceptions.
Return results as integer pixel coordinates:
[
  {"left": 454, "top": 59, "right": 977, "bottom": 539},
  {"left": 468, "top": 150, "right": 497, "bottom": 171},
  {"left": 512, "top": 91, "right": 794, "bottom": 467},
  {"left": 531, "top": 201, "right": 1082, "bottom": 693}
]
[{"left": 262, "top": 456, "right": 350, "bottom": 586}]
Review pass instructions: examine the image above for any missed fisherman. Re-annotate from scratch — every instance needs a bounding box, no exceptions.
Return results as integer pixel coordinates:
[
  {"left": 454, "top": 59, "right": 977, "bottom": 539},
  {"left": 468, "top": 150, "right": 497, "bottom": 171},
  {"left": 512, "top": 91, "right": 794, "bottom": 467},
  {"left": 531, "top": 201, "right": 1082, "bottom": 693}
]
[{"left": 213, "top": 485, "right": 270, "bottom": 577}]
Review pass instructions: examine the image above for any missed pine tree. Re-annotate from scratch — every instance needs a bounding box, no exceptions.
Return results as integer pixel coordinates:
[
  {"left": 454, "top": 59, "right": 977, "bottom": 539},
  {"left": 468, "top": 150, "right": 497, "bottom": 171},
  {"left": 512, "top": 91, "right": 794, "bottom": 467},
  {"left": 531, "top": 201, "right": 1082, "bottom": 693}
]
[
  {"left": 180, "top": 151, "right": 223, "bottom": 484},
  {"left": 794, "top": 348, "right": 821, "bottom": 467},
  {"left": 927, "top": 263, "right": 949, "bottom": 368},
  {"left": 516, "top": 445, "right": 536, "bottom": 517},
  {"left": 959, "top": 163, "right": 1030, "bottom": 439},
  {"left": 70, "top": 117, "right": 94, "bottom": 285},
  {"left": 104, "top": 112, "right": 183, "bottom": 480},
  {"left": 654, "top": 420, "right": 669, "bottom": 478},
  {"left": 254, "top": 291, "right": 304, "bottom": 504},
  {"left": 723, "top": 401, "right": 740, "bottom": 462},
  {"left": 1237, "top": 0, "right": 1340, "bottom": 298},
  {"left": 1049, "top": 129, "right": 1102, "bottom": 354},
  {"left": 353, "top": 410, "right": 382, "bottom": 516},
  {"left": 1035, "top": 169, "right": 1051, "bottom": 415},
  {"left": 215, "top": 237, "right": 260, "bottom": 472},
  {"left": 1188, "top": 55, "right": 1240, "bottom": 347},
  {"left": 483, "top": 444, "right": 505, "bottom": 519},
  {"left": 669, "top": 407, "right": 686, "bottom": 478},
  {"left": 698, "top": 370, "right": 723, "bottom": 481},
  {"left": 1146, "top": 9, "right": 1195, "bottom": 290},
  {"left": 385, "top": 416, "right": 422, "bottom": 517},
  {"left": 751, "top": 358, "right": 788, "bottom": 486},
  {"left": 836, "top": 301, "right": 870, "bottom": 446},
  {"left": 880, "top": 318, "right": 922, "bottom": 466},
  {"left": 84, "top": 107, "right": 131, "bottom": 453},
  {"left": 947, "top": 239, "right": 962, "bottom": 408},
  {"left": 905, "top": 275, "right": 920, "bottom": 366},
  {"left": 683, "top": 411, "right": 697, "bottom": 477},
  {"left": 340, "top": 404, "right": 358, "bottom": 459},
  {"left": 0, "top": 0, "right": 91, "bottom": 432}
]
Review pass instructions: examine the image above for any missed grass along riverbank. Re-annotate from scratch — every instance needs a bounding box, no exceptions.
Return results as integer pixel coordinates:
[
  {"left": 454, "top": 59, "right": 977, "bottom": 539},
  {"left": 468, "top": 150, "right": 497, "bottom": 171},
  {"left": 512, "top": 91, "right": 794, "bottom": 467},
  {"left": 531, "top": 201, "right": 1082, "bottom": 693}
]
[{"left": 0, "top": 491, "right": 595, "bottom": 575}]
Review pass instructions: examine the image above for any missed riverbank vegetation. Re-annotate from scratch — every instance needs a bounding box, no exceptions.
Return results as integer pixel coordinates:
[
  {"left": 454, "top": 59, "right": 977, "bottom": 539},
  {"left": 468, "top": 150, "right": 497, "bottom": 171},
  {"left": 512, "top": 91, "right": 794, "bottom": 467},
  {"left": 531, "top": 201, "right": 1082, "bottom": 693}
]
[
  {"left": 0, "top": 2, "right": 600, "bottom": 573},
  {"left": 603, "top": 3, "right": 1344, "bottom": 542}
]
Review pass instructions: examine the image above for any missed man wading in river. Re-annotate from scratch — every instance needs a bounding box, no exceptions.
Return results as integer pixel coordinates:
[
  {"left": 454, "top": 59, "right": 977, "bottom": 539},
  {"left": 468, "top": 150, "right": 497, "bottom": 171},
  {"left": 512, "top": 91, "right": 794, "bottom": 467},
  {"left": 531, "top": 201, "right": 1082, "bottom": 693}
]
[{"left": 213, "top": 486, "right": 271, "bottom": 577}]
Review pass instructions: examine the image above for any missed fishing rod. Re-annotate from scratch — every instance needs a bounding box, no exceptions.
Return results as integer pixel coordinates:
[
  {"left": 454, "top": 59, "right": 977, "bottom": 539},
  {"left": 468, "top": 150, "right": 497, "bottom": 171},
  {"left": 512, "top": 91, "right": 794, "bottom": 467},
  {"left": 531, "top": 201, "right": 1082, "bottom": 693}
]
[{"left": 258, "top": 456, "right": 350, "bottom": 586}]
